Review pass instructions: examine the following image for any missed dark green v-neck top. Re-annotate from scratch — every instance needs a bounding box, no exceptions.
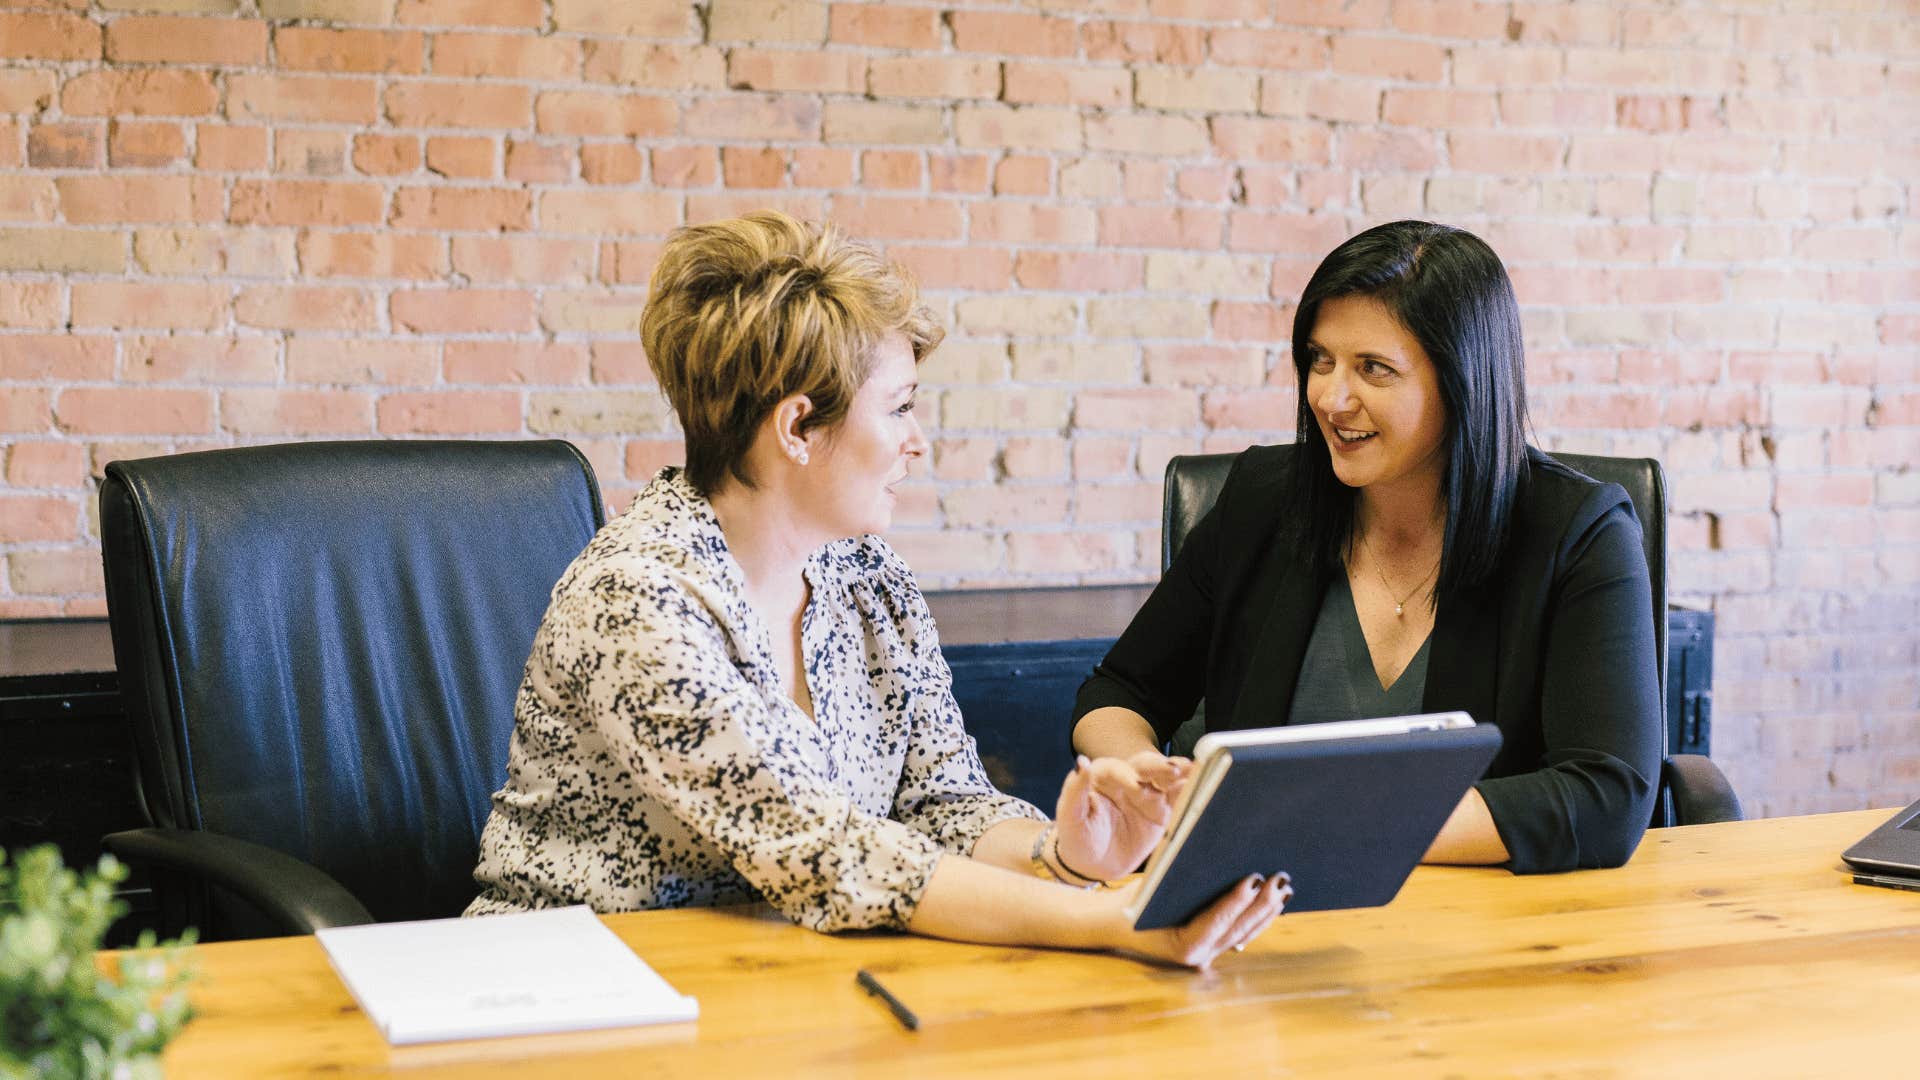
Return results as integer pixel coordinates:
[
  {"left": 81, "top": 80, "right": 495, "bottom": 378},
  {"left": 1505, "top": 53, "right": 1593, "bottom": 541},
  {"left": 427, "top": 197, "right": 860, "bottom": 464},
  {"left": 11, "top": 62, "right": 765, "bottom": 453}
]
[{"left": 1287, "top": 574, "right": 1431, "bottom": 725}]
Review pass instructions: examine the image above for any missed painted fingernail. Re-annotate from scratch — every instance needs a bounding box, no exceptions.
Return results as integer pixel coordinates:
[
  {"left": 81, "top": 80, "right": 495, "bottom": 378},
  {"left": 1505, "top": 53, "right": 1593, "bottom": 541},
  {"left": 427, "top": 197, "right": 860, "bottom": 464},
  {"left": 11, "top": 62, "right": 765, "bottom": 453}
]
[{"left": 1232, "top": 943, "right": 1246, "bottom": 952}]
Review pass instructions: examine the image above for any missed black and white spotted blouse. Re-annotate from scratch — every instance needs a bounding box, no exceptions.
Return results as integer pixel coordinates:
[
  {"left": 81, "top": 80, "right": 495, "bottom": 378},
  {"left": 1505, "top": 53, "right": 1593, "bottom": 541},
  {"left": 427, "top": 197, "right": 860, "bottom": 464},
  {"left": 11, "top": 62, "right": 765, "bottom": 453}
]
[{"left": 466, "top": 468, "right": 1045, "bottom": 931}]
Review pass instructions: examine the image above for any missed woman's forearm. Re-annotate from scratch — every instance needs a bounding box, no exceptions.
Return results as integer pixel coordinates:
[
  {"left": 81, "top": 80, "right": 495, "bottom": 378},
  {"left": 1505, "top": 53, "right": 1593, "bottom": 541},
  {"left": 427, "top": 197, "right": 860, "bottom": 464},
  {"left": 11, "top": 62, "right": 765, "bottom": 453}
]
[
  {"left": 1422, "top": 787, "right": 1510, "bottom": 865},
  {"left": 1071, "top": 707, "right": 1162, "bottom": 758},
  {"left": 905, "top": 852, "right": 1122, "bottom": 951}
]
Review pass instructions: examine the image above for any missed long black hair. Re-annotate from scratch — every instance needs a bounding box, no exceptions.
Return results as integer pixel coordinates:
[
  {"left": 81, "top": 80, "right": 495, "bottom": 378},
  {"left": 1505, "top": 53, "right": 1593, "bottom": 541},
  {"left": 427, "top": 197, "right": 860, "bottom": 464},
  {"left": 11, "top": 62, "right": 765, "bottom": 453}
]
[{"left": 1288, "top": 220, "right": 1529, "bottom": 610}]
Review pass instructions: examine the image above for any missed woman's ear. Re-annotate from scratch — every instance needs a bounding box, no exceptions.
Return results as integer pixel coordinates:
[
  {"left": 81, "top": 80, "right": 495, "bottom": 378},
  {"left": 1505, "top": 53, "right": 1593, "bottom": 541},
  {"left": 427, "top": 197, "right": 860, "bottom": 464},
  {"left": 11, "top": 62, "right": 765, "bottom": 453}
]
[{"left": 769, "top": 393, "right": 816, "bottom": 465}]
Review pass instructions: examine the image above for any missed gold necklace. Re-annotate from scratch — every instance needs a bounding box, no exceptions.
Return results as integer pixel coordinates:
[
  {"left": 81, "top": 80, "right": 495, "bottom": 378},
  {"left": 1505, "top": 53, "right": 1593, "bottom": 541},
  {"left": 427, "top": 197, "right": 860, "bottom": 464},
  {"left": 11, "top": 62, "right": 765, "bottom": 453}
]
[{"left": 1357, "top": 528, "right": 1439, "bottom": 618}]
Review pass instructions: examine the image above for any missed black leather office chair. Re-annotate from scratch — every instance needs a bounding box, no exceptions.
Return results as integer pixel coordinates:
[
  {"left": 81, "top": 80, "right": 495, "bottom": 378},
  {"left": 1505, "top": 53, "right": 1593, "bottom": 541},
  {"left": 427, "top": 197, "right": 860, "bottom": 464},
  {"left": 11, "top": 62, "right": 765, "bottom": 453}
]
[
  {"left": 99, "top": 440, "right": 605, "bottom": 940},
  {"left": 1160, "top": 450, "right": 1742, "bottom": 828}
]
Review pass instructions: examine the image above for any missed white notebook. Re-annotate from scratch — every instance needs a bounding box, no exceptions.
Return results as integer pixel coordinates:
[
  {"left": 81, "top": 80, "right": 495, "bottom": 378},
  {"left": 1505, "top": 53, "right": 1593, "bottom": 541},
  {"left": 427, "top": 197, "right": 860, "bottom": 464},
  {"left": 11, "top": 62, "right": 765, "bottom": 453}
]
[{"left": 315, "top": 905, "right": 699, "bottom": 1045}]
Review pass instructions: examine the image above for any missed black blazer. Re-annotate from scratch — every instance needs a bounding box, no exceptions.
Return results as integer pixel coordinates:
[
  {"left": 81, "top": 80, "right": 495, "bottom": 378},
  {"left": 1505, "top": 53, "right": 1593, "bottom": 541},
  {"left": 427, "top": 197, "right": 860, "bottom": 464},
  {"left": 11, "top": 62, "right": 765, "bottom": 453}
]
[{"left": 1075, "top": 444, "right": 1662, "bottom": 874}]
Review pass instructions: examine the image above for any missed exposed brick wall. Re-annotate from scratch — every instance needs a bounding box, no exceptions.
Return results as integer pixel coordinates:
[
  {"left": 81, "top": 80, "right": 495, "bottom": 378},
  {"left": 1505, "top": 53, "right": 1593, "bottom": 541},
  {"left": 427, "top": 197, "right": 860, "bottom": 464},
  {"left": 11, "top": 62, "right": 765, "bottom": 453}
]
[{"left": 0, "top": 0, "right": 1914, "bottom": 817}]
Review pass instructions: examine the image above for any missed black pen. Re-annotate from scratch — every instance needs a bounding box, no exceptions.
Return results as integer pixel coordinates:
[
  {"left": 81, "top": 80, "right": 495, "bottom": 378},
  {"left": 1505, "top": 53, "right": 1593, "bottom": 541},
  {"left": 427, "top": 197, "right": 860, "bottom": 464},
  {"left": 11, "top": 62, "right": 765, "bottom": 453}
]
[{"left": 855, "top": 968, "right": 920, "bottom": 1032}]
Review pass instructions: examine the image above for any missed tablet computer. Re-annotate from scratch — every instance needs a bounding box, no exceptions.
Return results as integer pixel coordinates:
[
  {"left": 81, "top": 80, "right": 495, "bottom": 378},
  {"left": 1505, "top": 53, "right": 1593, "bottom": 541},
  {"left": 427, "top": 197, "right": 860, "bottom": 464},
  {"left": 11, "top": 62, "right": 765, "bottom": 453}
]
[{"left": 1126, "top": 713, "right": 1503, "bottom": 930}]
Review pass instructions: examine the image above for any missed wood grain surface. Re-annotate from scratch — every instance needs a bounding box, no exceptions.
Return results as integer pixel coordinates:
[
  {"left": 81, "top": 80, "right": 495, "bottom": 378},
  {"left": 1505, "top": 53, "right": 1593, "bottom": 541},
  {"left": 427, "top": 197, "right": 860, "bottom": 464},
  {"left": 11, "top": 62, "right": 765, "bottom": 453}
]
[{"left": 144, "top": 808, "right": 1917, "bottom": 1078}]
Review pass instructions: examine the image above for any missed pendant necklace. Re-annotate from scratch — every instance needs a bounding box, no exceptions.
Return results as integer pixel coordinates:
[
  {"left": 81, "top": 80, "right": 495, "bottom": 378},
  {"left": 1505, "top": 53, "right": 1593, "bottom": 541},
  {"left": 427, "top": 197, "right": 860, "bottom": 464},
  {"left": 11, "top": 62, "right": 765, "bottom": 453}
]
[{"left": 1357, "top": 529, "right": 1440, "bottom": 618}]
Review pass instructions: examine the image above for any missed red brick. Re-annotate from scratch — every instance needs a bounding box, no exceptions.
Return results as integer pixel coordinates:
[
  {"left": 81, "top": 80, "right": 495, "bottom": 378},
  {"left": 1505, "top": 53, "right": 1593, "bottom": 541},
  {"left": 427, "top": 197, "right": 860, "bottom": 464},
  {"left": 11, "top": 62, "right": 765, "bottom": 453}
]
[
  {"left": 825, "top": 194, "right": 961, "bottom": 241},
  {"left": 391, "top": 288, "right": 536, "bottom": 334},
  {"left": 651, "top": 145, "right": 719, "bottom": 186},
  {"left": 553, "top": 0, "right": 695, "bottom": 37},
  {"left": 273, "top": 130, "right": 347, "bottom": 176},
  {"left": 712, "top": 146, "right": 779, "bottom": 188},
  {"left": 970, "top": 204, "right": 1096, "bottom": 245},
  {"left": 227, "top": 75, "right": 377, "bottom": 124},
  {"left": 825, "top": 101, "right": 944, "bottom": 145},
  {"left": 1331, "top": 35, "right": 1444, "bottom": 81},
  {"left": 1227, "top": 210, "right": 1349, "bottom": 254},
  {"left": 943, "top": 486, "right": 1072, "bottom": 528},
  {"left": 1014, "top": 251, "right": 1143, "bottom": 293},
  {"left": 1336, "top": 128, "right": 1438, "bottom": 171},
  {"left": 891, "top": 245, "right": 1010, "bottom": 291},
  {"left": 352, "top": 133, "right": 420, "bottom": 176},
  {"left": 538, "top": 190, "right": 678, "bottom": 235},
  {"left": 0, "top": 11, "right": 101, "bottom": 61},
  {"left": 222, "top": 389, "right": 372, "bottom": 435},
  {"left": 397, "top": 0, "right": 542, "bottom": 26},
  {"left": 71, "top": 281, "right": 225, "bottom": 329},
  {"left": 234, "top": 285, "right": 379, "bottom": 331},
  {"left": 948, "top": 11, "right": 1076, "bottom": 58},
  {"left": 1203, "top": 387, "right": 1297, "bottom": 429},
  {"left": 444, "top": 342, "right": 588, "bottom": 384},
  {"left": 788, "top": 148, "right": 848, "bottom": 188},
  {"left": 107, "top": 16, "right": 267, "bottom": 64},
  {"left": 1097, "top": 206, "right": 1223, "bottom": 250},
  {"left": 581, "top": 143, "right": 645, "bottom": 185},
  {"left": 1207, "top": 27, "right": 1326, "bottom": 69},
  {"left": 0, "top": 387, "right": 54, "bottom": 434},
  {"left": 683, "top": 95, "right": 819, "bottom": 140},
  {"left": 0, "top": 70, "right": 56, "bottom": 114},
  {"left": 231, "top": 180, "right": 383, "bottom": 227},
  {"left": 1147, "top": 345, "right": 1265, "bottom": 386},
  {"left": 929, "top": 154, "right": 989, "bottom": 194},
  {"left": 0, "top": 282, "right": 62, "bottom": 329},
  {"left": 853, "top": 150, "right": 915, "bottom": 190},
  {"left": 275, "top": 27, "right": 424, "bottom": 73},
  {"left": 387, "top": 81, "right": 529, "bottom": 128},
  {"left": 536, "top": 91, "right": 677, "bottom": 138},
  {"left": 829, "top": 3, "right": 937, "bottom": 48},
  {"left": 1074, "top": 388, "right": 1198, "bottom": 431},
  {"left": 993, "top": 156, "right": 1050, "bottom": 196},
  {"left": 1211, "top": 116, "right": 1330, "bottom": 163},
  {"left": 298, "top": 230, "right": 445, "bottom": 278},
  {"left": 432, "top": 31, "right": 577, "bottom": 79},
  {"left": 505, "top": 140, "right": 572, "bottom": 184},
  {"left": 6, "top": 442, "right": 87, "bottom": 489},
  {"left": 730, "top": 48, "right": 865, "bottom": 94},
  {"left": 122, "top": 335, "right": 277, "bottom": 383},
  {"left": 1006, "top": 531, "right": 1133, "bottom": 575},
  {"left": 624, "top": 438, "right": 683, "bottom": 479},
  {"left": 1002, "top": 63, "right": 1128, "bottom": 109},
  {"left": 390, "top": 186, "right": 532, "bottom": 231},
  {"left": 1083, "top": 20, "right": 1205, "bottom": 64},
  {"left": 420, "top": 135, "right": 492, "bottom": 179},
  {"left": 376, "top": 391, "right": 521, "bottom": 435},
  {"left": 685, "top": 192, "right": 823, "bottom": 226},
  {"left": 1212, "top": 301, "right": 1292, "bottom": 343},
  {"left": 55, "top": 388, "right": 212, "bottom": 436},
  {"left": 107, "top": 120, "right": 185, "bottom": 167},
  {"left": 0, "top": 335, "right": 111, "bottom": 382},
  {"left": 591, "top": 342, "right": 654, "bottom": 385},
  {"left": 287, "top": 338, "right": 438, "bottom": 386},
  {"left": 1453, "top": 44, "right": 1562, "bottom": 86},
  {"left": 870, "top": 56, "right": 1000, "bottom": 100},
  {"left": 63, "top": 70, "right": 218, "bottom": 116},
  {"left": 582, "top": 41, "right": 726, "bottom": 89},
  {"left": 456, "top": 241, "right": 560, "bottom": 296},
  {"left": 27, "top": 122, "right": 101, "bottom": 169}
]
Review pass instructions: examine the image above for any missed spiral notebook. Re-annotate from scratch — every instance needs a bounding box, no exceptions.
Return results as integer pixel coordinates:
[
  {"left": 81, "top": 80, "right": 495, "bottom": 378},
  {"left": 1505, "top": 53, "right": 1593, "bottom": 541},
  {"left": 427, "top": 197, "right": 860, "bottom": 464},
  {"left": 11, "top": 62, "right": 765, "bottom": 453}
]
[{"left": 316, "top": 905, "right": 699, "bottom": 1045}]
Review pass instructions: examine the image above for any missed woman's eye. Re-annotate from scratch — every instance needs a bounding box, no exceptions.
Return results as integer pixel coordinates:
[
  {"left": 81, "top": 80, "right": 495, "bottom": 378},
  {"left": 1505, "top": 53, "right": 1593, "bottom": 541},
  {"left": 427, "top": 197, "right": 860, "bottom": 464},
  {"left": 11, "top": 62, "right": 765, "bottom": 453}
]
[
  {"left": 1364, "top": 360, "right": 1394, "bottom": 377},
  {"left": 1308, "top": 355, "right": 1333, "bottom": 373},
  {"left": 895, "top": 399, "right": 916, "bottom": 415}
]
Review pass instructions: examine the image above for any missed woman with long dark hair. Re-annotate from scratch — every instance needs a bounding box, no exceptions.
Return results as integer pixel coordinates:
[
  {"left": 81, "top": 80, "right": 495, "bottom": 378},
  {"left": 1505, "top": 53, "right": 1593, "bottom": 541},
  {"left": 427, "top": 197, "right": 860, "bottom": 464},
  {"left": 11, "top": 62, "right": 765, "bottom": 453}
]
[{"left": 1072, "top": 221, "right": 1662, "bottom": 873}]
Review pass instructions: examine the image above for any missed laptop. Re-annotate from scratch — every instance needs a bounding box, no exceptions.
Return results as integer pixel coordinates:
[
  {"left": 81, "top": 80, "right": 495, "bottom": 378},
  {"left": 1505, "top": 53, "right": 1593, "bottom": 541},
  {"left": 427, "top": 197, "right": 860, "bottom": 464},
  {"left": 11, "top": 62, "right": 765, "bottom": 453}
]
[
  {"left": 1841, "top": 797, "right": 1920, "bottom": 892},
  {"left": 1126, "top": 712, "right": 1503, "bottom": 930}
]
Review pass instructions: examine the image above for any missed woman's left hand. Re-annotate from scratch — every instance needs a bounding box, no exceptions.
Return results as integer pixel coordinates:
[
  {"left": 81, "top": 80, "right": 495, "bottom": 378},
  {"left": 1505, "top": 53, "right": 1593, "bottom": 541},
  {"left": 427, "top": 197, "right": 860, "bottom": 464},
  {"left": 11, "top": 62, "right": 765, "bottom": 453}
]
[{"left": 1052, "top": 752, "right": 1191, "bottom": 883}]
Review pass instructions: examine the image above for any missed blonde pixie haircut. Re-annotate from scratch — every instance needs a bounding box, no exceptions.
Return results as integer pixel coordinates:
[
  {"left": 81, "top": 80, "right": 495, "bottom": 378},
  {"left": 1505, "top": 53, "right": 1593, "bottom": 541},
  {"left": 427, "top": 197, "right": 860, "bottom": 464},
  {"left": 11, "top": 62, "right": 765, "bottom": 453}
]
[{"left": 641, "top": 210, "right": 943, "bottom": 495}]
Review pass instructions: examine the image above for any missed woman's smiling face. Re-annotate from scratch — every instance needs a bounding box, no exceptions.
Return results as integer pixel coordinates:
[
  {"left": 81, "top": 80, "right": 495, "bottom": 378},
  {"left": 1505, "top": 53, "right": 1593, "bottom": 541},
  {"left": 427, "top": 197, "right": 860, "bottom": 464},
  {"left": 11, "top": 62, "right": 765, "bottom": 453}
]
[{"left": 1304, "top": 294, "right": 1449, "bottom": 496}]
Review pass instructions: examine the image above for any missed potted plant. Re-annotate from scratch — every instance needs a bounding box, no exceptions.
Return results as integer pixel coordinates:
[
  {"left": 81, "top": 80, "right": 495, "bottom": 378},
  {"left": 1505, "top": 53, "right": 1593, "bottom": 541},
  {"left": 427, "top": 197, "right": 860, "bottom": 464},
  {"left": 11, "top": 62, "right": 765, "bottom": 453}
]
[{"left": 1, "top": 845, "right": 196, "bottom": 1080}]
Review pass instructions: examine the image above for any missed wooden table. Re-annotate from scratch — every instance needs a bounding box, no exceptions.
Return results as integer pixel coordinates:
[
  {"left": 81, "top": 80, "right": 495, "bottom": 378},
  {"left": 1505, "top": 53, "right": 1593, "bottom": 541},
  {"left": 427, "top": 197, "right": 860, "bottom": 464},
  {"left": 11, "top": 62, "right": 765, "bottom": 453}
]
[{"left": 148, "top": 809, "right": 1914, "bottom": 1077}]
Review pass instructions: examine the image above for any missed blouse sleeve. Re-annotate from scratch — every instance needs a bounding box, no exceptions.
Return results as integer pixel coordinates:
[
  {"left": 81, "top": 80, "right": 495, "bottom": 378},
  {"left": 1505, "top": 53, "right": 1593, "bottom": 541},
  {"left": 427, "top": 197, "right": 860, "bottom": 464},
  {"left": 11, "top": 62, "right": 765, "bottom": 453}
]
[
  {"left": 552, "top": 561, "right": 948, "bottom": 933},
  {"left": 873, "top": 555, "right": 1049, "bottom": 848},
  {"left": 1475, "top": 501, "right": 1663, "bottom": 872}
]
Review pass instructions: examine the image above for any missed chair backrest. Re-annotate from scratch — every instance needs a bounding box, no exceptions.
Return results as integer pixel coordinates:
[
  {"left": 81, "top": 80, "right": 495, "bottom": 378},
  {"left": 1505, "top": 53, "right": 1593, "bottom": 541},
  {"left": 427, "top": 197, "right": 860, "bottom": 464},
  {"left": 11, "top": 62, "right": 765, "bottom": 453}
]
[
  {"left": 1160, "top": 450, "right": 1674, "bottom": 820},
  {"left": 100, "top": 440, "right": 604, "bottom": 929}
]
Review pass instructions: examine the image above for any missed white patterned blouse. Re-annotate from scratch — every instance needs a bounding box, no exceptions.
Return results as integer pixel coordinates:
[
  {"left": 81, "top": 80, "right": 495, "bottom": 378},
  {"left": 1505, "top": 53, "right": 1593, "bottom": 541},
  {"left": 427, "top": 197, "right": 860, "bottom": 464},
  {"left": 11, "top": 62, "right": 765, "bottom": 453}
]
[{"left": 466, "top": 468, "right": 1045, "bottom": 931}]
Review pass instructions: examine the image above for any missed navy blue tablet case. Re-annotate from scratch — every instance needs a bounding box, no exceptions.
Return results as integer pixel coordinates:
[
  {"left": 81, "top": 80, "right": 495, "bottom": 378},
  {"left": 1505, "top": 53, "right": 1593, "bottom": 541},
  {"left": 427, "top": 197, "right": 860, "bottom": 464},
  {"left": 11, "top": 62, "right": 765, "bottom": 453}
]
[{"left": 1131, "top": 723, "right": 1504, "bottom": 930}]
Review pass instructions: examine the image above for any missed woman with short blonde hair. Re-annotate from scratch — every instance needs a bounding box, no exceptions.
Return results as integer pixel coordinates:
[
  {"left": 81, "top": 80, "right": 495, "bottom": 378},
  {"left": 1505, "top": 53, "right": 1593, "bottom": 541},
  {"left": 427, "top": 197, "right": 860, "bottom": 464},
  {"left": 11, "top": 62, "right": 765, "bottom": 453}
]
[{"left": 470, "top": 211, "right": 1288, "bottom": 968}]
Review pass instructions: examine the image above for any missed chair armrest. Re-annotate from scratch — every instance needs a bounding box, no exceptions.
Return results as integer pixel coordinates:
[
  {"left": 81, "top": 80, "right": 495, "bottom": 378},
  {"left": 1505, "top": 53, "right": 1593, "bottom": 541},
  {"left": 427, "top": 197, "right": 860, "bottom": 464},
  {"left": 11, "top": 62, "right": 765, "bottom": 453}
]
[
  {"left": 103, "top": 827, "right": 375, "bottom": 935},
  {"left": 1664, "top": 755, "right": 1743, "bottom": 826}
]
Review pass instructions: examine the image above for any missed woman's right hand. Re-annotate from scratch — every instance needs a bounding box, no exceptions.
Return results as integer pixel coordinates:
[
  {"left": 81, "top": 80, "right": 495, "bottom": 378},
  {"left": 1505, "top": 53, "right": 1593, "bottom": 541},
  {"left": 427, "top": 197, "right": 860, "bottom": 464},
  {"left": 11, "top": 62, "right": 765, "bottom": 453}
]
[{"left": 1100, "top": 872, "right": 1292, "bottom": 969}]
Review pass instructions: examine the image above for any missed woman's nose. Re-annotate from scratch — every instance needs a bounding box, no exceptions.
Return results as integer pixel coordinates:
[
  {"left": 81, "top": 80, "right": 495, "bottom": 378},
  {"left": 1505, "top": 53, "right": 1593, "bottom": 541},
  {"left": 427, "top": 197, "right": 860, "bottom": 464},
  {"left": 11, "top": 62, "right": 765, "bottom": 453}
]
[
  {"left": 1316, "top": 369, "right": 1354, "bottom": 415},
  {"left": 904, "top": 413, "right": 929, "bottom": 458}
]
